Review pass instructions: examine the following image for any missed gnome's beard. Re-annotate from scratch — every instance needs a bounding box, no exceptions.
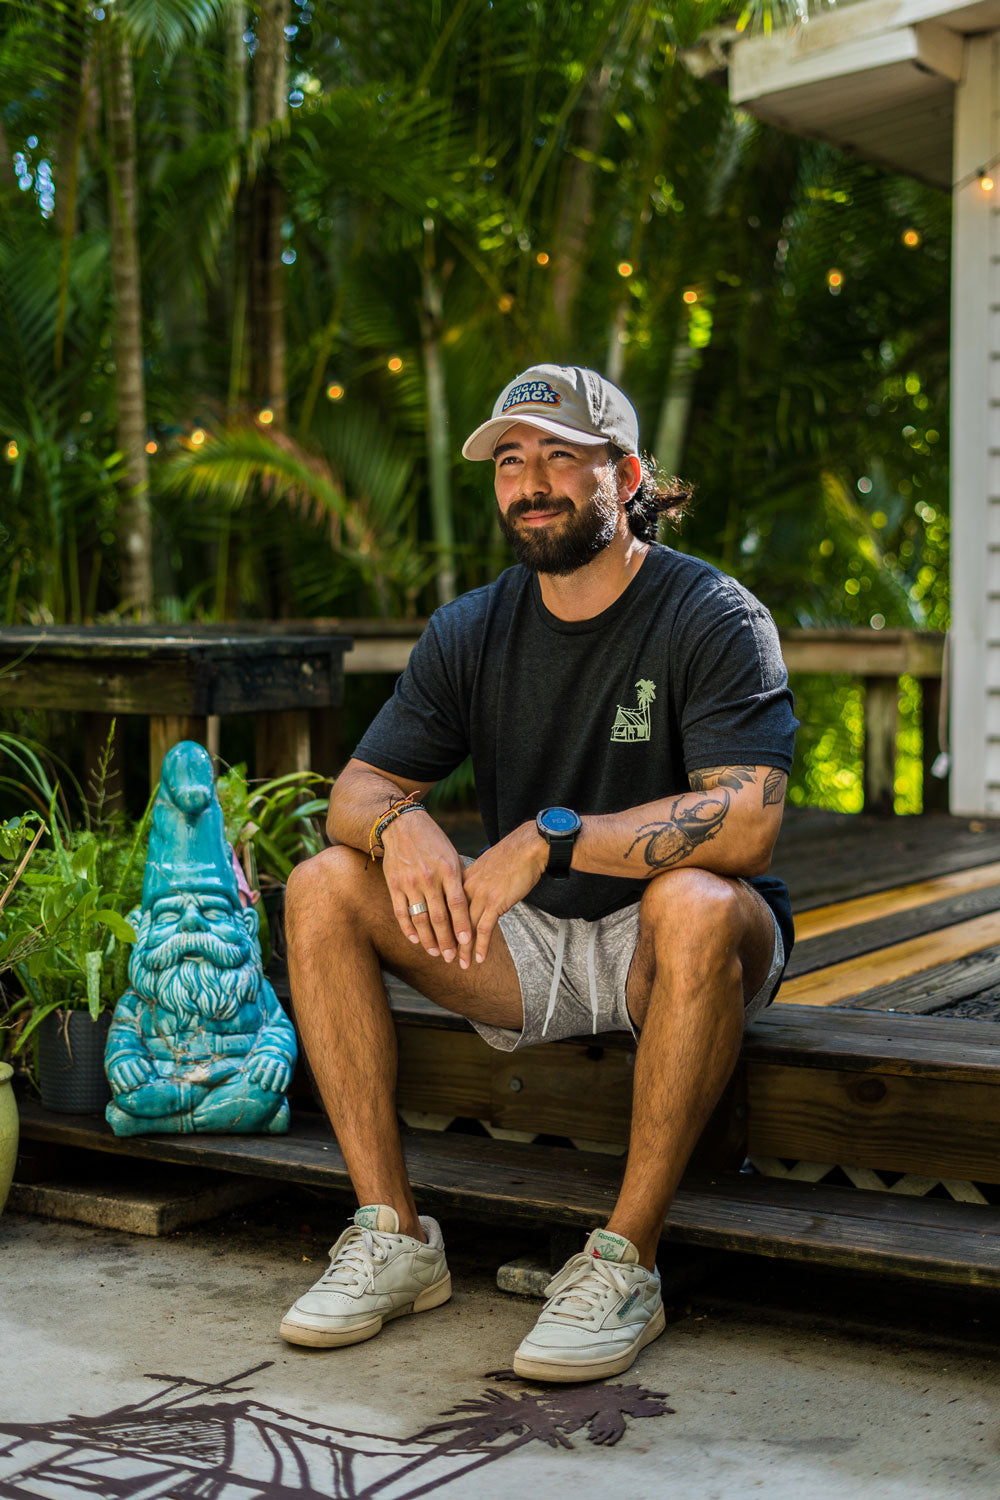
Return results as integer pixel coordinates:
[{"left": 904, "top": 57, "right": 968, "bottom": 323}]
[{"left": 132, "top": 929, "right": 259, "bottom": 1022}]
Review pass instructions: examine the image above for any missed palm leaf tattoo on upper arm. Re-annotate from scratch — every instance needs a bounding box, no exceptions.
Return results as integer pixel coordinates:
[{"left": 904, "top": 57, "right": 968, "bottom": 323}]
[
  {"left": 688, "top": 765, "right": 756, "bottom": 793},
  {"left": 763, "top": 768, "right": 787, "bottom": 807}
]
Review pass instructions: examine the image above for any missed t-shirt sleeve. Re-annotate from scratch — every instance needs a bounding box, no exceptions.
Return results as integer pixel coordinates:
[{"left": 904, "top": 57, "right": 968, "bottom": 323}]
[
  {"left": 679, "top": 582, "right": 797, "bottom": 774},
  {"left": 351, "top": 613, "right": 471, "bottom": 782}
]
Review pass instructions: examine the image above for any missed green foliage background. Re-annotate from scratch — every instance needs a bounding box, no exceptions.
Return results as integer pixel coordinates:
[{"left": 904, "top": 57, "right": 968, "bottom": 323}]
[{"left": 0, "top": 0, "right": 952, "bottom": 812}]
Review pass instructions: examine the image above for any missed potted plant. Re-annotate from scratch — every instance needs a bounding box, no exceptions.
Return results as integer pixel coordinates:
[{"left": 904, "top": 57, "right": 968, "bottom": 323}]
[{"left": 0, "top": 734, "right": 149, "bottom": 1113}]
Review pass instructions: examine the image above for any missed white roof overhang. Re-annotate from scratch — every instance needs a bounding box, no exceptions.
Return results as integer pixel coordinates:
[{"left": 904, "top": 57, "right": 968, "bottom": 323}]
[{"left": 724, "top": 0, "right": 1000, "bottom": 186}]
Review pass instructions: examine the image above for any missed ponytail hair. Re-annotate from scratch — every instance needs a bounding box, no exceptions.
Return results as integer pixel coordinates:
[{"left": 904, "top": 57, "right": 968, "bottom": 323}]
[{"left": 609, "top": 444, "right": 694, "bottom": 542}]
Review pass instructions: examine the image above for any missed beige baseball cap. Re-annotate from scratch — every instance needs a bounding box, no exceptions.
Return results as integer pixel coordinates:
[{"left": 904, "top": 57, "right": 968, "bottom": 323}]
[{"left": 462, "top": 363, "right": 639, "bottom": 461}]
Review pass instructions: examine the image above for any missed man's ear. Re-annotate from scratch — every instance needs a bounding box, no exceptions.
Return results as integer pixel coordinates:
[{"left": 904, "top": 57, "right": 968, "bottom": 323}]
[{"left": 617, "top": 453, "right": 643, "bottom": 504}]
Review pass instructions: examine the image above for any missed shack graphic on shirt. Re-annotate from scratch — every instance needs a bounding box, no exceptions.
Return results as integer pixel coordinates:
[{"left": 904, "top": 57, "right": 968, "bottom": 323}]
[{"left": 610, "top": 678, "right": 656, "bottom": 742}]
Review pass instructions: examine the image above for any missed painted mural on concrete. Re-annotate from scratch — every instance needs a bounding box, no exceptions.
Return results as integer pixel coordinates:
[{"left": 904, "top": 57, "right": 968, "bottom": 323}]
[{"left": 0, "top": 1361, "right": 673, "bottom": 1499}]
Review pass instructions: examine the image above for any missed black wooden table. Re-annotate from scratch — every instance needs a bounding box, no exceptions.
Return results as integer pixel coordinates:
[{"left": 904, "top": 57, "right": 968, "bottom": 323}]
[{"left": 0, "top": 625, "right": 352, "bottom": 788}]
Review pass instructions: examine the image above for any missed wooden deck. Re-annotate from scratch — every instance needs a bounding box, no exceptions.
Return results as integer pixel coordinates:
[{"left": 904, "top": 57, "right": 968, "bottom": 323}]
[{"left": 15, "top": 807, "right": 1000, "bottom": 1287}]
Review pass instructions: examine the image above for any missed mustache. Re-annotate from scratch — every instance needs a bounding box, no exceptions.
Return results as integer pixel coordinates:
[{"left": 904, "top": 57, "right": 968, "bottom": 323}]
[
  {"left": 505, "top": 497, "right": 573, "bottom": 521},
  {"left": 143, "top": 930, "right": 249, "bottom": 971}
]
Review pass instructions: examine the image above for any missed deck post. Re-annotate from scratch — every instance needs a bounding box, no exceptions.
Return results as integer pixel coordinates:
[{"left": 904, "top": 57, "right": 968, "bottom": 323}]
[
  {"left": 149, "top": 714, "right": 214, "bottom": 787},
  {"left": 255, "top": 710, "right": 312, "bottom": 781},
  {"left": 920, "top": 675, "right": 949, "bottom": 813},
  {"left": 863, "top": 676, "right": 898, "bottom": 815}
]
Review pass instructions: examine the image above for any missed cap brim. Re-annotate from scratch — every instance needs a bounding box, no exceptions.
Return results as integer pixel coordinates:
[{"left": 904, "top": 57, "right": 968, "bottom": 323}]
[{"left": 461, "top": 414, "right": 609, "bottom": 462}]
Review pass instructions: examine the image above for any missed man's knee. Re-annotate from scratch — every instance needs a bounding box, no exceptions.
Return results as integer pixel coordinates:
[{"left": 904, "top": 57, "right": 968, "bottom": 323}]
[
  {"left": 627, "top": 871, "right": 747, "bottom": 1027},
  {"left": 638, "top": 868, "right": 743, "bottom": 953},
  {"left": 285, "top": 845, "right": 368, "bottom": 943}
]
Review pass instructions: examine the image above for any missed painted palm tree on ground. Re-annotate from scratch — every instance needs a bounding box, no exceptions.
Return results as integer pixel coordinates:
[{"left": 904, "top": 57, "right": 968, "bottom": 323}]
[{"left": 355, "top": 1379, "right": 674, "bottom": 1499}]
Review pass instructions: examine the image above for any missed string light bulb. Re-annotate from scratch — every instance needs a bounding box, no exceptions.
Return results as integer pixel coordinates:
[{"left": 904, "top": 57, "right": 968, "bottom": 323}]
[
  {"left": 387, "top": 356, "right": 403, "bottom": 373},
  {"left": 827, "top": 268, "right": 844, "bottom": 293},
  {"left": 980, "top": 172, "right": 995, "bottom": 193},
  {"left": 5, "top": 440, "right": 18, "bottom": 462},
  {"left": 190, "top": 428, "right": 206, "bottom": 446},
  {"left": 145, "top": 440, "right": 158, "bottom": 454},
  {"left": 535, "top": 252, "right": 550, "bottom": 266},
  {"left": 682, "top": 289, "right": 698, "bottom": 304},
  {"left": 258, "top": 408, "right": 274, "bottom": 425},
  {"left": 902, "top": 229, "right": 921, "bottom": 248},
  {"left": 617, "top": 261, "right": 633, "bottom": 278},
  {"left": 326, "top": 383, "right": 345, "bottom": 401}
]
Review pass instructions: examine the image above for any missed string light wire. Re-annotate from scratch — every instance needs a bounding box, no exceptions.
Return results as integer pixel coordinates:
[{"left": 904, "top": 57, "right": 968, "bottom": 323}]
[{"left": 953, "top": 157, "right": 1000, "bottom": 193}]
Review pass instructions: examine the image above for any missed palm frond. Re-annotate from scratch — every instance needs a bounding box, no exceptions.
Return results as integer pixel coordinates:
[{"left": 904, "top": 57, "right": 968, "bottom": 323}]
[{"left": 118, "top": 0, "right": 230, "bottom": 56}]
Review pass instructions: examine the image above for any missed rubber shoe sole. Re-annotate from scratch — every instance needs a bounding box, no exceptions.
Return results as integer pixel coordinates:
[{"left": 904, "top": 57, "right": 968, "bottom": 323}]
[
  {"left": 512, "top": 1300, "right": 666, "bottom": 1383},
  {"left": 279, "top": 1271, "right": 452, "bottom": 1348}
]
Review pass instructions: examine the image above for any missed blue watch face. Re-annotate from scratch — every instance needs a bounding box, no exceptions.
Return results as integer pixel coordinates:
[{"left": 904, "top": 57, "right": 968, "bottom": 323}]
[{"left": 540, "top": 807, "right": 579, "bottom": 834}]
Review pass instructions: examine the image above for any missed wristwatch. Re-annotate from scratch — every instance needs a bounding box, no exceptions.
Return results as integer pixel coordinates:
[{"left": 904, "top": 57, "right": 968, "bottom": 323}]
[{"left": 536, "top": 806, "right": 582, "bottom": 879}]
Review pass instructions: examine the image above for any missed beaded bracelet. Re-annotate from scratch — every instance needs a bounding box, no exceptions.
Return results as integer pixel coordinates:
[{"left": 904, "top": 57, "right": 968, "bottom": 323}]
[
  {"left": 373, "top": 800, "right": 425, "bottom": 848},
  {"left": 367, "top": 791, "right": 424, "bottom": 863}
]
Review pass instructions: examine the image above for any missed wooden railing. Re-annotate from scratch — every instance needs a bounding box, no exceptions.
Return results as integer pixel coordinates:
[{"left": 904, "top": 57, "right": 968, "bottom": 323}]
[
  {"left": 0, "top": 623, "right": 946, "bottom": 813},
  {"left": 780, "top": 629, "right": 947, "bottom": 815}
]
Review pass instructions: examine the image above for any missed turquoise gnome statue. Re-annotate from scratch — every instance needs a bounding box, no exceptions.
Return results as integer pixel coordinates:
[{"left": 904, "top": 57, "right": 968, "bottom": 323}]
[{"left": 105, "top": 741, "right": 297, "bottom": 1136}]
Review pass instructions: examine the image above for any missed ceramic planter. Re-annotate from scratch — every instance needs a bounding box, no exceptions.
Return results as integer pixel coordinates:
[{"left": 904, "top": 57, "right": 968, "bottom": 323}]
[
  {"left": 37, "top": 1009, "right": 112, "bottom": 1114},
  {"left": 0, "top": 1062, "right": 17, "bottom": 1213}
]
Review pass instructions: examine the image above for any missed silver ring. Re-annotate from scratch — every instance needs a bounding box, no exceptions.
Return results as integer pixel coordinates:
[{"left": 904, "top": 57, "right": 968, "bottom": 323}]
[{"left": 408, "top": 902, "right": 428, "bottom": 917}]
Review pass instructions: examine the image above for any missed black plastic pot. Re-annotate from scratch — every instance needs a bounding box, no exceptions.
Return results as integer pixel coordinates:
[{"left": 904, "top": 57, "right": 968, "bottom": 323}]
[{"left": 37, "top": 1009, "right": 112, "bottom": 1114}]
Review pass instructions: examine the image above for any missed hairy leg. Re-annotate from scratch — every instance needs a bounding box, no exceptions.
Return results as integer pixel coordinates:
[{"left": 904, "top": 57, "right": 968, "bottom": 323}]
[
  {"left": 284, "top": 845, "right": 524, "bottom": 1239},
  {"left": 605, "top": 870, "right": 774, "bottom": 1268}
]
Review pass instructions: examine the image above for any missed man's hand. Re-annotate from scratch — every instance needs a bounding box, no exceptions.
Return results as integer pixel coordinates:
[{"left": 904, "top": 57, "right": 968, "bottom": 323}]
[
  {"left": 381, "top": 811, "right": 474, "bottom": 967},
  {"left": 463, "top": 822, "right": 548, "bottom": 965}
]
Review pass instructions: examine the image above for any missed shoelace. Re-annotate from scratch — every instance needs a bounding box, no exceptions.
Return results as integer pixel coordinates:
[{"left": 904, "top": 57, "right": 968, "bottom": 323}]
[
  {"left": 542, "top": 1252, "right": 632, "bottom": 1322},
  {"left": 320, "top": 1227, "right": 391, "bottom": 1295}
]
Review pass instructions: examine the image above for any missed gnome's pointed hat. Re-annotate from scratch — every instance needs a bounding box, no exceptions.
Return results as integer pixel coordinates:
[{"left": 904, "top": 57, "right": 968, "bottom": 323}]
[{"left": 142, "top": 741, "right": 240, "bottom": 909}]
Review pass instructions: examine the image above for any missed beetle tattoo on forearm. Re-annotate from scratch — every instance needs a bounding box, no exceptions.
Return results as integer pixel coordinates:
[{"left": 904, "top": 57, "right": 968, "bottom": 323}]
[{"left": 625, "top": 790, "right": 731, "bottom": 870}]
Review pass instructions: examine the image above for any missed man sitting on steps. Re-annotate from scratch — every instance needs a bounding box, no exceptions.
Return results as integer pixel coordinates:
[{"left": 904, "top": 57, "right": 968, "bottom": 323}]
[{"left": 280, "top": 363, "right": 798, "bottom": 1382}]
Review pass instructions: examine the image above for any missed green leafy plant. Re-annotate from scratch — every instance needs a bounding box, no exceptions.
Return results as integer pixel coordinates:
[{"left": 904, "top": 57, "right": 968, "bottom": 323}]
[
  {"left": 215, "top": 763, "right": 333, "bottom": 888},
  {"left": 1, "top": 806, "right": 149, "bottom": 1054},
  {"left": 0, "top": 726, "right": 152, "bottom": 1060}
]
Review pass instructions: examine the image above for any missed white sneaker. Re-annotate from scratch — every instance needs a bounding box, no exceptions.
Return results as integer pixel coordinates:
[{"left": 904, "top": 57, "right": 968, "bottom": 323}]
[
  {"left": 513, "top": 1227, "right": 665, "bottom": 1382},
  {"left": 279, "top": 1205, "right": 451, "bottom": 1348}
]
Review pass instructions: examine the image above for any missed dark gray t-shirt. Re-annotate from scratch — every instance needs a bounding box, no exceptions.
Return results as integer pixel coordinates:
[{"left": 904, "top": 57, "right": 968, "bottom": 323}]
[{"left": 355, "top": 544, "right": 798, "bottom": 950}]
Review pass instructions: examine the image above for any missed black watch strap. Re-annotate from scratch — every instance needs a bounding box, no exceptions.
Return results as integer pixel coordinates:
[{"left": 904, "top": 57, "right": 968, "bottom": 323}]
[{"left": 536, "top": 807, "right": 582, "bottom": 879}]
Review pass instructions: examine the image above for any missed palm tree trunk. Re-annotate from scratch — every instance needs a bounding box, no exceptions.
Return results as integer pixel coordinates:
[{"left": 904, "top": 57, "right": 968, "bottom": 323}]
[
  {"left": 653, "top": 342, "right": 696, "bottom": 475},
  {"left": 420, "top": 227, "right": 457, "bottom": 604},
  {"left": 249, "top": 0, "right": 288, "bottom": 425},
  {"left": 548, "top": 67, "right": 608, "bottom": 349},
  {"left": 104, "top": 15, "right": 152, "bottom": 615}
]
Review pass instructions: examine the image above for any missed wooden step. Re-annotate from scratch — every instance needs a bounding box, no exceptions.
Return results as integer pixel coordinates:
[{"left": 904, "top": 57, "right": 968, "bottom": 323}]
[
  {"left": 16, "top": 1101, "right": 1000, "bottom": 1291},
  {"left": 284, "top": 971, "right": 1000, "bottom": 1181},
  {"left": 384, "top": 986, "right": 1000, "bottom": 1185}
]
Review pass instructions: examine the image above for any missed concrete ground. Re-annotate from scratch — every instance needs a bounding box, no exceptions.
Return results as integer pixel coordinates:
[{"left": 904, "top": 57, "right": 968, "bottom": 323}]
[{"left": 1, "top": 1192, "right": 998, "bottom": 1500}]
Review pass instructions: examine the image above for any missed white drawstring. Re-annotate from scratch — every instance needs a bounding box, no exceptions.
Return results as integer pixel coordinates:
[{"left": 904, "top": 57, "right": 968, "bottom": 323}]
[
  {"left": 541, "top": 919, "right": 568, "bottom": 1037},
  {"left": 586, "top": 921, "right": 599, "bottom": 1034},
  {"left": 542, "top": 920, "right": 600, "bottom": 1036}
]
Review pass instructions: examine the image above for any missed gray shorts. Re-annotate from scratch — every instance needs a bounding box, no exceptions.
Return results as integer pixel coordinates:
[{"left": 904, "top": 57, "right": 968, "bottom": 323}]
[{"left": 471, "top": 880, "right": 785, "bottom": 1053}]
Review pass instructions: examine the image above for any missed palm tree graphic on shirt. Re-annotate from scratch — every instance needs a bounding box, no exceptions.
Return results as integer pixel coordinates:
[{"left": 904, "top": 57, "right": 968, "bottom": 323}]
[{"left": 611, "top": 678, "right": 656, "bottom": 742}]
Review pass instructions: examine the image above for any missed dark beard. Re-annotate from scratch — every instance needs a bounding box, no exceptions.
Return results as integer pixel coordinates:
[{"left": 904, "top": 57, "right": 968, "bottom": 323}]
[{"left": 496, "top": 485, "right": 618, "bottom": 576}]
